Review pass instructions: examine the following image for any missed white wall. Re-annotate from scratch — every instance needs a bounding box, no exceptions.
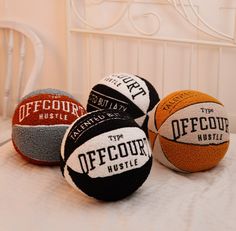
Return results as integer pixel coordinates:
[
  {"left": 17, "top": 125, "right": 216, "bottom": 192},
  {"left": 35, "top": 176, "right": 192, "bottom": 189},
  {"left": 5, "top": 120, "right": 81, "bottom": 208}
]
[{"left": 0, "top": 0, "right": 67, "bottom": 91}]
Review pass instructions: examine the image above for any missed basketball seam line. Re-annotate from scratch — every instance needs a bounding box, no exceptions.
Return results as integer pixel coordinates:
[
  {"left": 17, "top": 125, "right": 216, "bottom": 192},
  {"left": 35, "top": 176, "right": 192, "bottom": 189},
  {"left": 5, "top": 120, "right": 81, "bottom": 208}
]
[
  {"left": 154, "top": 103, "right": 159, "bottom": 131},
  {"left": 159, "top": 134, "right": 229, "bottom": 146},
  {"left": 157, "top": 134, "right": 190, "bottom": 173},
  {"left": 13, "top": 124, "right": 69, "bottom": 127}
]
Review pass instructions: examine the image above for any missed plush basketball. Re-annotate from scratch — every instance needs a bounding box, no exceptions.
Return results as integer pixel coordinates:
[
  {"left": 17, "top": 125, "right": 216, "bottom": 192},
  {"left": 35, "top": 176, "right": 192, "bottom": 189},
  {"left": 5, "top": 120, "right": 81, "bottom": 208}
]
[
  {"left": 61, "top": 109, "right": 152, "bottom": 201},
  {"left": 12, "top": 88, "right": 86, "bottom": 165},
  {"left": 86, "top": 73, "right": 160, "bottom": 134},
  {"left": 149, "top": 90, "right": 230, "bottom": 173}
]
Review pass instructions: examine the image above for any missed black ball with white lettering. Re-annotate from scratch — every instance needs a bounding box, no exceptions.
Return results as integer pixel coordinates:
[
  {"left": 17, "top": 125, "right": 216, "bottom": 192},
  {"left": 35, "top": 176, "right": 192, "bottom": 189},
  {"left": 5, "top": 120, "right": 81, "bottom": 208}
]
[
  {"left": 60, "top": 110, "right": 152, "bottom": 201},
  {"left": 86, "top": 73, "right": 160, "bottom": 135}
]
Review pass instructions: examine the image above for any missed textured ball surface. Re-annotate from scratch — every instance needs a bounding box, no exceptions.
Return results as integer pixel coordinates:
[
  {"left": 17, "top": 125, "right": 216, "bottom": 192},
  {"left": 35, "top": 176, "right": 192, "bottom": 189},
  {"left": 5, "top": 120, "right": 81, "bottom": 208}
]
[
  {"left": 61, "top": 110, "right": 152, "bottom": 201},
  {"left": 86, "top": 73, "right": 160, "bottom": 134},
  {"left": 12, "top": 88, "right": 86, "bottom": 165},
  {"left": 149, "top": 90, "right": 230, "bottom": 173}
]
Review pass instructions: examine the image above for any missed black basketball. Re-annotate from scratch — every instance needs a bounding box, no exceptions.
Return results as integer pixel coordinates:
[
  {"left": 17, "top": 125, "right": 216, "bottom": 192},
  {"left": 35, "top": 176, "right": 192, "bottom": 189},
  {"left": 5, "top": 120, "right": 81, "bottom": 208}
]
[
  {"left": 60, "top": 110, "right": 153, "bottom": 201},
  {"left": 86, "top": 73, "right": 160, "bottom": 135}
]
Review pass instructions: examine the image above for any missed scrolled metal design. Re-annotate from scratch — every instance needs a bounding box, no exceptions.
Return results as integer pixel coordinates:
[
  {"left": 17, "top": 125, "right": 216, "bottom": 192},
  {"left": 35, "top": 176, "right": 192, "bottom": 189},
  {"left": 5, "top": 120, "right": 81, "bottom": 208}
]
[
  {"left": 167, "top": 0, "right": 234, "bottom": 42},
  {"left": 71, "top": 0, "right": 133, "bottom": 30},
  {"left": 70, "top": 0, "right": 161, "bottom": 36},
  {"left": 70, "top": 0, "right": 235, "bottom": 42},
  {"left": 128, "top": 7, "right": 161, "bottom": 36}
]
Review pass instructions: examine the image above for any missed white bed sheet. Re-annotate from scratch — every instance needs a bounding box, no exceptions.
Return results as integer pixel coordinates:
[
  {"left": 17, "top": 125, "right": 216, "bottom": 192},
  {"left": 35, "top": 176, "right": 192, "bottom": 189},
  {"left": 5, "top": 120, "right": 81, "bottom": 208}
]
[{"left": 0, "top": 134, "right": 236, "bottom": 231}]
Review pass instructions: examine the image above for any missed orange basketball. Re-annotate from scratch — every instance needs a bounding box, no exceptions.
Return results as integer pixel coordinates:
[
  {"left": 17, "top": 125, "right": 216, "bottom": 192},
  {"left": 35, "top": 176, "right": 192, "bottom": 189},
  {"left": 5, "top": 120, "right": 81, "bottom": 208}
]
[{"left": 149, "top": 90, "right": 230, "bottom": 173}]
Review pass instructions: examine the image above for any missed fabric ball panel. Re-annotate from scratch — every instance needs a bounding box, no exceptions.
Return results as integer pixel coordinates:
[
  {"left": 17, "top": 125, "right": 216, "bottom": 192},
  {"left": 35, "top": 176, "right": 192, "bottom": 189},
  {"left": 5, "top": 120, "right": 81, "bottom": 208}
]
[
  {"left": 61, "top": 110, "right": 153, "bottom": 201},
  {"left": 12, "top": 88, "right": 86, "bottom": 165},
  {"left": 150, "top": 90, "right": 230, "bottom": 173}
]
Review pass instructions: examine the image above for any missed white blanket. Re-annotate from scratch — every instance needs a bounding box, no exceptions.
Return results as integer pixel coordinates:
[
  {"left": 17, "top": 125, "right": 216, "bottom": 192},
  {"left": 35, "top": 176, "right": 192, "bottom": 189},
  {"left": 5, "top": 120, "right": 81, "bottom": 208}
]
[{"left": 0, "top": 134, "right": 236, "bottom": 231}]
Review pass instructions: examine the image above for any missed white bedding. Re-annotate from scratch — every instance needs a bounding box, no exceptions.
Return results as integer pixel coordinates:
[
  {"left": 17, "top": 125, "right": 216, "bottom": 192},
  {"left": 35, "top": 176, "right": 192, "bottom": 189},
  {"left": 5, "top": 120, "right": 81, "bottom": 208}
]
[{"left": 0, "top": 134, "right": 236, "bottom": 231}]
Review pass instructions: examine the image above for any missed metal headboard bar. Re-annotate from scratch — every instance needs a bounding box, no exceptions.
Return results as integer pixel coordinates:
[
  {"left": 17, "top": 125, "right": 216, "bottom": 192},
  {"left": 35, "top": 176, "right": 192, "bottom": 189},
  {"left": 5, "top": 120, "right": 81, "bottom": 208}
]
[{"left": 70, "top": 28, "right": 236, "bottom": 48}]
